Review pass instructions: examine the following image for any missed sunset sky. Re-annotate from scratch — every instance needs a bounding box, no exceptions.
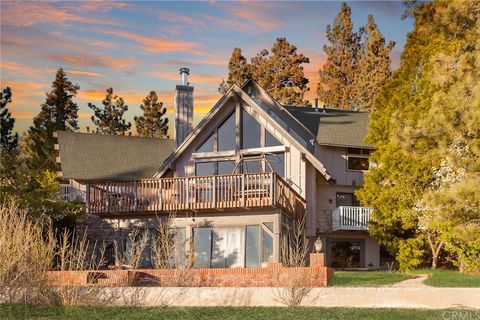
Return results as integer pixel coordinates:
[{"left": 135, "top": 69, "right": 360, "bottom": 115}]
[{"left": 1, "top": 1, "right": 413, "bottom": 134}]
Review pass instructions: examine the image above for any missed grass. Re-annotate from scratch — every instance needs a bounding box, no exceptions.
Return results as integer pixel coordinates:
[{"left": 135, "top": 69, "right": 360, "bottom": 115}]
[
  {"left": 410, "top": 269, "right": 480, "bottom": 288},
  {"left": 0, "top": 304, "right": 450, "bottom": 320},
  {"left": 331, "top": 271, "right": 411, "bottom": 287}
]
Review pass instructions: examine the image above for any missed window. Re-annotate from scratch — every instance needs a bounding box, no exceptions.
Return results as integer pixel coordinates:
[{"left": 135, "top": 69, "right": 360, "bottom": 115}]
[
  {"left": 217, "top": 160, "right": 236, "bottom": 175},
  {"left": 242, "top": 109, "right": 261, "bottom": 149},
  {"left": 197, "top": 134, "right": 214, "bottom": 153},
  {"left": 217, "top": 112, "right": 236, "bottom": 151},
  {"left": 195, "top": 162, "right": 215, "bottom": 176},
  {"left": 347, "top": 156, "right": 369, "bottom": 171},
  {"left": 194, "top": 227, "right": 212, "bottom": 268},
  {"left": 262, "top": 228, "right": 273, "bottom": 263},
  {"left": 347, "top": 148, "right": 373, "bottom": 155},
  {"left": 266, "top": 153, "right": 285, "bottom": 177},
  {"left": 330, "top": 240, "right": 361, "bottom": 268},
  {"left": 212, "top": 227, "right": 245, "bottom": 268},
  {"left": 336, "top": 192, "right": 360, "bottom": 207},
  {"left": 245, "top": 225, "right": 260, "bottom": 267},
  {"left": 265, "top": 130, "right": 281, "bottom": 147}
]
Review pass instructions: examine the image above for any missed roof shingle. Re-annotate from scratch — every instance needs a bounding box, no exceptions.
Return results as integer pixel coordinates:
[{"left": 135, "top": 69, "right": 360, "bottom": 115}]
[
  {"left": 58, "top": 132, "right": 175, "bottom": 181},
  {"left": 285, "top": 107, "right": 372, "bottom": 148}
]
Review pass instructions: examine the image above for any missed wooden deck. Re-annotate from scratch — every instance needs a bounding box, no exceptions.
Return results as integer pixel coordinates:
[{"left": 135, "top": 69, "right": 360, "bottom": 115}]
[{"left": 86, "top": 172, "right": 305, "bottom": 218}]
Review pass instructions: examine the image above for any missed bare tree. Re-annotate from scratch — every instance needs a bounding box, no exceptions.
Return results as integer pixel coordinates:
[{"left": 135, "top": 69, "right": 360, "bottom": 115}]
[{"left": 273, "top": 215, "right": 314, "bottom": 307}]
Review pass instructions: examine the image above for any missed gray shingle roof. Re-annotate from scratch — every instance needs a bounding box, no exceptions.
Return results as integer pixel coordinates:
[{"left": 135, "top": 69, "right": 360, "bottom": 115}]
[
  {"left": 284, "top": 107, "right": 372, "bottom": 148},
  {"left": 57, "top": 131, "right": 175, "bottom": 181}
]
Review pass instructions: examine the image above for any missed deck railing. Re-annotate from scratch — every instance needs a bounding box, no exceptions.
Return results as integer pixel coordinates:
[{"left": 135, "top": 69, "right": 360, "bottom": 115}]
[
  {"left": 57, "top": 184, "right": 86, "bottom": 202},
  {"left": 332, "top": 206, "right": 372, "bottom": 231},
  {"left": 86, "top": 172, "right": 305, "bottom": 218}
]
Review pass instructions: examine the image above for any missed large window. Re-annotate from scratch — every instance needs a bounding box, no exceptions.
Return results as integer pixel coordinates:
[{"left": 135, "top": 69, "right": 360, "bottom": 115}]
[
  {"left": 330, "top": 240, "right": 362, "bottom": 268},
  {"left": 194, "top": 227, "right": 212, "bottom": 268},
  {"left": 194, "top": 108, "right": 285, "bottom": 177},
  {"left": 212, "top": 227, "right": 245, "bottom": 268},
  {"left": 193, "top": 224, "right": 274, "bottom": 268},
  {"left": 217, "top": 112, "right": 236, "bottom": 151},
  {"left": 242, "top": 109, "right": 261, "bottom": 149}
]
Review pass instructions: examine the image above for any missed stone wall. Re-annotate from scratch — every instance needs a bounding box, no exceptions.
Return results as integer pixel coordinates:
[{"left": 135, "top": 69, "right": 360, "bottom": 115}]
[{"left": 47, "top": 253, "right": 332, "bottom": 287}]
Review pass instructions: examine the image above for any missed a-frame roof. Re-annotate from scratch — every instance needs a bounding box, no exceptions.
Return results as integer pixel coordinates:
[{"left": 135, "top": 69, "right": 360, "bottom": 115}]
[{"left": 154, "top": 81, "right": 333, "bottom": 182}]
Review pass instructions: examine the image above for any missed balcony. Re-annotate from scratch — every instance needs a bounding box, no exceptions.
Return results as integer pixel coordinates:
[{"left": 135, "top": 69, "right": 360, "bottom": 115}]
[
  {"left": 86, "top": 172, "right": 305, "bottom": 219},
  {"left": 332, "top": 206, "right": 372, "bottom": 231}
]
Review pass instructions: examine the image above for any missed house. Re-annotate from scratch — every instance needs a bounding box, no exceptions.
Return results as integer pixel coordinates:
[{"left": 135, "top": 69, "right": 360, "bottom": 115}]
[{"left": 57, "top": 68, "right": 379, "bottom": 270}]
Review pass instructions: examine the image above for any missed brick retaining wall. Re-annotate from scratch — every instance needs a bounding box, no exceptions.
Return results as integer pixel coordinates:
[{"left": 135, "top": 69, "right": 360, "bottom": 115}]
[{"left": 47, "top": 253, "right": 333, "bottom": 287}]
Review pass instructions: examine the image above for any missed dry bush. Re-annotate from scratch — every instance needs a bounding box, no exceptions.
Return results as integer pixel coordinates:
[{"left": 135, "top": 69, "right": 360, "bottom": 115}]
[
  {"left": 0, "top": 200, "right": 56, "bottom": 304},
  {"left": 273, "top": 215, "right": 313, "bottom": 307},
  {"left": 151, "top": 213, "right": 194, "bottom": 287},
  {"left": 114, "top": 228, "right": 149, "bottom": 286},
  {"left": 54, "top": 229, "right": 106, "bottom": 306}
]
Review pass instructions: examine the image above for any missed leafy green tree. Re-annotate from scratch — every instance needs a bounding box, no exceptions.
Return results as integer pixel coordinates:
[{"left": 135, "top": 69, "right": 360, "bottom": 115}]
[
  {"left": 317, "top": 3, "right": 360, "bottom": 110},
  {"left": 26, "top": 68, "right": 80, "bottom": 171},
  {"left": 0, "top": 87, "right": 19, "bottom": 153},
  {"left": 134, "top": 91, "right": 169, "bottom": 138},
  {"left": 357, "top": 0, "right": 480, "bottom": 271},
  {"left": 353, "top": 15, "right": 395, "bottom": 111},
  {"left": 89, "top": 87, "right": 131, "bottom": 135}
]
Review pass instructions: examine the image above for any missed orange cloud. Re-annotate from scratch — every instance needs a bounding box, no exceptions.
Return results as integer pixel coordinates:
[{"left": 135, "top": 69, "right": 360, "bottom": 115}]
[
  {"left": 67, "top": 70, "right": 104, "bottom": 78},
  {"left": 1, "top": 61, "right": 43, "bottom": 78},
  {"left": 97, "top": 29, "right": 199, "bottom": 53},
  {"left": 77, "top": 90, "right": 145, "bottom": 104},
  {"left": 48, "top": 54, "right": 139, "bottom": 71},
  {"left": 1, "top": 1, "right": 126, "bottom": 27}
]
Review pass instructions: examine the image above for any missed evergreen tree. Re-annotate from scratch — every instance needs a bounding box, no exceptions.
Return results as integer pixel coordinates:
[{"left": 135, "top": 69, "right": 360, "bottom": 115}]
[
  {"left": 0, "top": 87, "right": 19, "bottom": 153},
  {"left": 353, "top": 15, "right": 395, "bottom": 111},
  {"left": 26, "top": 68, "right": 80, "bottom": 171},
  {"left": 219, "top": 39, "right": 310, "bottom": 106},
  {"left": 218, "top": 48, "right": 249, "bottom": 94},
  {"left": 134, "top": 91, "right": 169, "bottom": 138},
  {"left": 318, "top": 3, "right": 360, "bottom": 110},
  {"left": 89, "top": 87, "right": 132, "bottom": 135},
  {"left": 259, "top": 38, "right": 310, "bottom": 106},
  {"left": 356, "top": 0, "right": 480, "bottom": 271}
]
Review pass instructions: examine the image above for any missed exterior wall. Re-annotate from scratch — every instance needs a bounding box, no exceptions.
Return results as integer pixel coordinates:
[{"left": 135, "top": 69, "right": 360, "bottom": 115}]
[
  {"left": 47, "top": 253, "right": 332, "bottom": 288},
  {"left": 315, "top": 145, "right": 365, "bottom": 186},
  {"left": 79, "top": 209, "right": 283, "bottom": 264},
  {"left": 321, "top": 232, "right": 380, "bottom": 269}
]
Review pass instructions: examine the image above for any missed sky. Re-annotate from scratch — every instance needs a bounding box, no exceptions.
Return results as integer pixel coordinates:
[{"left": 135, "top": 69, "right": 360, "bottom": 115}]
[{"left": 1, "top": 1, "right": 414, "bottom": 134}]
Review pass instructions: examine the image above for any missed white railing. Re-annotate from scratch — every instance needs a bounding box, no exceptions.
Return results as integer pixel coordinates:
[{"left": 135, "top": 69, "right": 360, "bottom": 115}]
[
  {"left": 57, "top": 184, "right": 86, "bottom": 202},
  {"left": 332, "top": 206, "right": 372, "bottom": 231}
]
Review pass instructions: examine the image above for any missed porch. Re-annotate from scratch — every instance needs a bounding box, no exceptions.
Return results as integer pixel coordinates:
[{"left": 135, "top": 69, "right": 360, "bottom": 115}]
[{"left": 86, "top": 172, "right": 305, "bottom": 219}]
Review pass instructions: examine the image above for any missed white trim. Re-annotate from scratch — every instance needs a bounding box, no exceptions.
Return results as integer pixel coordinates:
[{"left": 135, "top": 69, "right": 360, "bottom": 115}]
[{"left": 192, "top": 146, "right": 287, "bottom": 160}]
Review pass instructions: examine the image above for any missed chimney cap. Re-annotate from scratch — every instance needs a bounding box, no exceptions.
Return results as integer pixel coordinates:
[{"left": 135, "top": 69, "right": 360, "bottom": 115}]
[{"left": 179, "top": 67, "right": 190, "bottom": 75}]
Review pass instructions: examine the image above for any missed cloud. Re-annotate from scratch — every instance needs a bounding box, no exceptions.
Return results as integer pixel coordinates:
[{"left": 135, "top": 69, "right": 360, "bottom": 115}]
[
  {"left": 1, "top": 61, "right": 44, "bottom": 78},
  {"left": 0, "top": 1, "right": 126, "bottom": 28},
  {"left": 47, "top": 54, "right": 139, "bottom": 71},
  {"left": 77, "top": 90, "right": 145, "bottom": 104},
  {"left": 67, "top": 70, "right": 104, "bottom": 78},
  {"left": 97, "top": 29, "right": 200, "bottom": 53}
]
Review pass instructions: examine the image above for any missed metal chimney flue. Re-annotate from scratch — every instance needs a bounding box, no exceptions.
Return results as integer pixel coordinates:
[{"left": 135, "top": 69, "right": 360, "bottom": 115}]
[
  {"left": 315, "top": 98, "right": 319, "bottom": 112},
  {"left": 180, "top": 67, "right": 190, "bottom": 85}
]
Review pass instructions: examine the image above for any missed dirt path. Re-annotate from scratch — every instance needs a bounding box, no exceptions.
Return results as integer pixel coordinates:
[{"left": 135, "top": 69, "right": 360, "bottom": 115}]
[{"left": 390, "top": 274, "right": 429, "bottom": 288}]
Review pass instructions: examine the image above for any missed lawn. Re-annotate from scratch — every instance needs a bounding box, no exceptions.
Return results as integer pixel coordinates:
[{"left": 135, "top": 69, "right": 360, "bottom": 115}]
[
  {"left": 330, "top": 271, "right": 410, "bottom": 286},
  {"left": 410, "top": 269, "right": 480, "bottom": 288},
  {"left": 0, "top": 304, "right": 449, "bottom": 320}
]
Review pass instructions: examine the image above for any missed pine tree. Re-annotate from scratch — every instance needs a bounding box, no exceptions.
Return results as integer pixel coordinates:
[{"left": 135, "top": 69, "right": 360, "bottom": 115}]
[
  {"left": 26, "top": 68, "right": 80, "bottom": 171},
  {"left": 353, "top": 15, "right": 395, "bottom": 111},
  {"left": 218, "top": 48, "right": 250, "bottom": 94},
  {"left": 260, "top": 38, "right": 310, "bottom": 106},
  {"left": 356, "top": 0, "right": 480, "bottom": 271},
  {"left": 317, "top": 3, "right": 360, "bottom": 110},
  {"left": 134, "top": 91, "right": 169, "bottom": 138},
  {"left": 0, "top": 87, "right": 19, "bottom": 153},
  {"left": 89, "top": 87, "right": 132, "bottom": 135}
]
